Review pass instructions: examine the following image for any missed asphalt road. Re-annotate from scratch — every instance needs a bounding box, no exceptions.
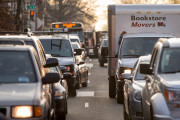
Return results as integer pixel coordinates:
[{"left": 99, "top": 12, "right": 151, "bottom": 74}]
[{"left": 66, "top": 58, "right": 123, "bottom": 120}]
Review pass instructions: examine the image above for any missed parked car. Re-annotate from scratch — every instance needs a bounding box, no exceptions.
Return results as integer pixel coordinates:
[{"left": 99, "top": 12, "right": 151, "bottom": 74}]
[
  {"left": 0, "top": 45, "right": 60, "bottom": 119},
  {"left": 140, "top": 38, "right": 180, "bottom": 120},
  {"left": 123, "top": 55, "right": 151, "bottom": 120},
  {"left": 38, "top": 35, "right": 82, "bottom": 96},
  {"left": 0, "top": 34, "right": 59, "bottom": 119},
  {"left": 98, "top": 38, "right": 108, "bottom": 67}
]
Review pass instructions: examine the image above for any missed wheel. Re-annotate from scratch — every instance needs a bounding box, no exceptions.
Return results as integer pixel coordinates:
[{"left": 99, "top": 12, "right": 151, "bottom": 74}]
[
  {"left": 82, "top": 73, "right": 88, "bottom": 87},
  {"left": 123, "top": 103, "right": 130, "bottom": 120},
  {"left": 109, "top": 77, "right": 116, "bottom": 98},
  {"left": 76, "top": 75, "right": 81, "bottom": 89},
  {"left": 70, "top": 86, "right": 77, "bottom": 97},
  {"left": 56, "top": 112, "right": 66, "bottom": 120},
  {"left": 100, "top": 62, "right": 104, "bottom": 67},
  {"left": 117, "top": 90, "right": 124, "bottom": 104}
]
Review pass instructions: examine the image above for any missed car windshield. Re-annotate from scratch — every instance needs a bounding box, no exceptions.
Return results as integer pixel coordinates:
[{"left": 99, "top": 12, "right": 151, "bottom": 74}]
[
  {"left": 102, "top": 39, "right": 108, "bottom": 47},
  {"left": 0, "top": 51, "right": 37, "bottom": 83},
  {"left": 120, "top": 37, "right": 158, "bottom": 58},
  {"left": 70, "top": 38, "right": 79, "bottom": 43},
  {"left": 159, "top": 48, "right": 180, "bottom": 73},
  {"left": 40, "top": 39, "right": 73, "bottom": 57},
  {"left": 72, "top": 43, "right": 80, "bottom": 50}
]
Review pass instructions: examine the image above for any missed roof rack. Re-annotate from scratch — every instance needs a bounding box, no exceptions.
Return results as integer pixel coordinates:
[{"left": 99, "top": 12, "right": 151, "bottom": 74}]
[{"left": 0, "top": 31, "right": 34, "bottom": 37}]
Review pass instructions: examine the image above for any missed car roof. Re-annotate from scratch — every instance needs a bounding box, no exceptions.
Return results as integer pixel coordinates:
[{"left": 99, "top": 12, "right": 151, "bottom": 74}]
[
  {"left": 0, "top": 45, "right": 35, "bottom": 51},
  {"left": 37, "top": 35, "right": 69, "bottom": 40},
  {"left": 123, "top": 33, "right": 174, "bottom": 38},
  {"left": 0, "top": 35, "right": 39, "bottom": 42},
  {"left": 158, "top": 38, "right": 180, "bottom": 48},
  {"left": 69, "top": 35, "right": 79, "bottom": 39}
]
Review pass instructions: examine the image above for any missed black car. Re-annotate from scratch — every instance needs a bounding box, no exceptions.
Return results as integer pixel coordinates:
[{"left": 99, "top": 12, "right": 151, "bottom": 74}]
[
  {"left": 38, "top": 35, "right": 82, "bottom": 97},
  {"left": 98, "top": 38, "right": 108, "bottom": 67}
]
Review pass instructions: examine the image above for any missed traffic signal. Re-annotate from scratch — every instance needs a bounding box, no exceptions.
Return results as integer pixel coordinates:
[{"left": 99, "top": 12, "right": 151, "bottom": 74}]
[{"left": 30, "top": 10, "right": 34, "bottom": 21}]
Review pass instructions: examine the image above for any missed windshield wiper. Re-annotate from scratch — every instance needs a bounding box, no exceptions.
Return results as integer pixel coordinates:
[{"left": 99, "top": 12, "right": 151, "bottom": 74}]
[{"left": 122, "top": 54, "right": 140, "bottom": 58}]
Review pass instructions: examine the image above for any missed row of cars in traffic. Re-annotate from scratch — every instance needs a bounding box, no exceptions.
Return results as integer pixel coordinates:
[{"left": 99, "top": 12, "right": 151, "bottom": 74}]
[
  {"left": 0, "top": 31, "right": 88, "bottom": 120},
  {"left": 98, "top": 4, "right": 180, "bottom": 120}
]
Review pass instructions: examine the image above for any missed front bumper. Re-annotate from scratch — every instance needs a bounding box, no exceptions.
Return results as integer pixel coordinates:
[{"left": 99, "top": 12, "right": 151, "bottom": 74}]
[{"left": 130, "top": 98, "right": 143, "bottom": 120}]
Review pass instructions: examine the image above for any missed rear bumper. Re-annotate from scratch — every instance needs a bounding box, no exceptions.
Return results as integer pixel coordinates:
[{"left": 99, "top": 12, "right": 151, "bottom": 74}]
[{"left": 55, "top": 96, "right": 66, "bottom": 113}]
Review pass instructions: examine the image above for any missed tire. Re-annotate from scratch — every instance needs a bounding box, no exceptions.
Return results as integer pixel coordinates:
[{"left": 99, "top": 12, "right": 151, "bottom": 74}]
[
  {"left": 76, "top": 76, "right": 81, "bottom": 89},
  {"left": 56, "top": 112, "right": 66, "bottom": 120},
  {"left": 82, "top": 73, "right": 88, "bottom": 87},
  {"left": 100, "top": 62, "right": 104, "bottom": 67},
  {"left": 123, "top": 103, "right": 130, "bottom": 120},
  {"left": 117, "top": 90, "right": 124, "bottom": 104},
  {"left": 70, "top": 87, "right": 77, "bottom": 97},
  {"left": 109, "top": 77, "right": 116, "bottom": 98}
]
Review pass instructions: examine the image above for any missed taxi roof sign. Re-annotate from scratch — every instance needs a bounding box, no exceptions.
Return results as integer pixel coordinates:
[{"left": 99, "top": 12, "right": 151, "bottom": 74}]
[{"left": 63, "top": 23, "right": 76, "bottom": 28}]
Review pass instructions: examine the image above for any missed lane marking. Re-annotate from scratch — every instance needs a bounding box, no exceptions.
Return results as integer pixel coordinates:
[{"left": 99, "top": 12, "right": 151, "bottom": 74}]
[
  {"left": 77, "top": 91, "right": 94, "bottom": 97},
  {"left": 89, "top": 59, "right": 92, "bottom": 62},
  {"left": 88, "top": 73, "right": 91, "bottom": 76},
  {"left": 85, "top": 102, "right": 89, "bottom": 108},
  {"left": 88, "top": 80, "right": 90, "bottom": 83},
  {"left": 86, "top": 63, "right": 93, "bottom": 69}
]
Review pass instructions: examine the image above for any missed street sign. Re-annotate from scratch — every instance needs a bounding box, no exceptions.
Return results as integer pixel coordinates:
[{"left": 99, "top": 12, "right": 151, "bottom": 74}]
[{"left": 27, "top": 5, "right": 36, "bottom": 10}]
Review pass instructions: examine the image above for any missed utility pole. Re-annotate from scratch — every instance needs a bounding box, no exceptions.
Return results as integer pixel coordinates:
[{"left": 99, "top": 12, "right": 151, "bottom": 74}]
[
  {"left": 16, "top": 0, "right": 22, "bottom": 31},
  {"left": 59, "top": 0, "right": 63, "bottom": 21}
]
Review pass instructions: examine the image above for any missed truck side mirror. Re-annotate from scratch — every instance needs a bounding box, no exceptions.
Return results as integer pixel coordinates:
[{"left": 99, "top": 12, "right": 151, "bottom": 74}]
[
  {"left": 101, "top": 47, "right": 108, "bottom": 56},
  {"left": 44, "top": 57, "right": 59, "bottom": 68},
  {"left": 74, "top": 48, "right": 82, "bottom": 55},
  {"left": 140, "top": 62, "right": 152, "bottom": 74}
]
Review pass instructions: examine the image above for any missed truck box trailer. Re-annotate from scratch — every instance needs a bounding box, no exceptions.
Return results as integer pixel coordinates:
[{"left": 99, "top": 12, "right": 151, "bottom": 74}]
[{"left": 106, "top": 4, "right": 180, "bottom": 103}]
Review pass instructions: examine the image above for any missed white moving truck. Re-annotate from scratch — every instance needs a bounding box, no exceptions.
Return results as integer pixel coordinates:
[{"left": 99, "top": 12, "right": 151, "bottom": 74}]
[{"left": 104, "top": 4, "right": 180, "bottom": 104}]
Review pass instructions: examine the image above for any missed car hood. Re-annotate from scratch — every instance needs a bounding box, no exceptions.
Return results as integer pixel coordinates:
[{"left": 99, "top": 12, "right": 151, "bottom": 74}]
[
  {"left": 121, "top": 58, "right": 138, "bottom": 68},
  {"left": 133, "top": 80, "right": 146, "bottom": 90},
  {"left": 57, "top": 57, "right": 74, "bottom": 65},
  {"left": 159, "top": 73, "right": 180, "bottom": 89},
  {"left": 0, "top": 83, "right": 38, "bottom": 106}
]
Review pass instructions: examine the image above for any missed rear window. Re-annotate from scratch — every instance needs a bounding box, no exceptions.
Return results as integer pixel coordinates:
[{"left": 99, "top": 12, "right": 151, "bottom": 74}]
[
  {"left": 0, "top": 51, "right": 37, "bottom": 83},
  {"left": 40, "top": 39, "right": 73, "bottom": 57}
]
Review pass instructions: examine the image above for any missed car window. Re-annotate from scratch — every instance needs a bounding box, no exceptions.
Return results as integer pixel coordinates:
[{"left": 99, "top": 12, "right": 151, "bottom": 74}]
[
  {"left": 120, "top": 37, "right": 158, "bottom": 58},
  {"left": 159, "top": 48, "right": 180, "bottom": 73},
  {"left": 0, "top": 51, "right": 37, "bottom": 83},
  {"left": 134, "top": 65, "right": 146, "bottom": 80},
  {"left": 101, "top": 40, "right": 108, "bottom": 47},
  {"left": 72, "top": 43, "right": 80, "bottom": 50},
  {"left": 40, "top": 39, "right": 73, "bottom": 57},
  {"left": 70, "top": 39, "right": 80, "bottom": 43}
]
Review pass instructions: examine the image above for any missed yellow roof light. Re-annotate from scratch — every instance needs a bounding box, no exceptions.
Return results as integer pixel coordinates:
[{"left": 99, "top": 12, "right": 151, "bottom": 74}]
[
  {"left": 157, "top": 12, "right": 161, "bottom": 14},
  {"left": 137, "top": 12, "right": 141, "bottom": 13},
  {"left": 55, "top": 24, "right": 59, "bottom": 28},
  {"left": 147, "top": 12, "right": 151, "bottom": 14},
  {"left": 63, "top": 23, "right": 76, "bottom": 28}
]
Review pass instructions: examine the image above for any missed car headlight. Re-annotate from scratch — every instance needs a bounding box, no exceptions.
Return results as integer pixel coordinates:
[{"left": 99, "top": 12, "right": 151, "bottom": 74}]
[
  {"left": 134, "top": 90, "right": 141, "bottom": 101},
  {"left": 55, "top": 90, "right": 63, "bottom": 97},
  {"left": 12, "top": 106, "right": 42, "bottom": 118},
  {"left": 124, "top": 69, "right": 131, "bottom": 74},
  {"left": 119, "top": 67, "right": 132, "bottom": 79},
  {"left": 12, "top": 106, "right": 33, "bottom": 118}
]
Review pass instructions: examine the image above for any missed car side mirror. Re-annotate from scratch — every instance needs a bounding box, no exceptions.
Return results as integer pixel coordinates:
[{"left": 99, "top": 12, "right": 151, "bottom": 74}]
[
  {"left": 63, "top": 72, "right": 72, "bottom": 79},
  {"left": 60, "top": 66, "right": 66, "bottom": 73},
  {"left": 140, "top": 62, "right": 152, "bottom": 74},
  {"left": 101, "top": 47, "right": 108, "bottom": 56},
  {"left": 74, "top": 48, "right": 82, "bottom": 56},
  {"left": 42, "top": 72, "right": 60, "bottom": 84},
  {"left": 44, "top": 57, "right": 59, "bottom": 68},
  {"left": 121, "top": 73, "right": 131, "bottom": 80}
]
